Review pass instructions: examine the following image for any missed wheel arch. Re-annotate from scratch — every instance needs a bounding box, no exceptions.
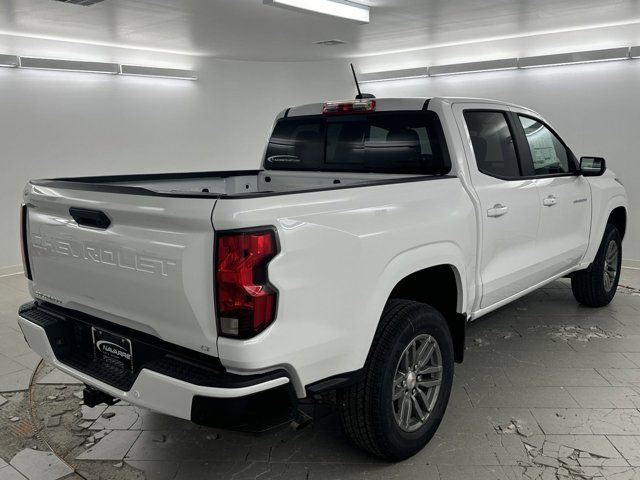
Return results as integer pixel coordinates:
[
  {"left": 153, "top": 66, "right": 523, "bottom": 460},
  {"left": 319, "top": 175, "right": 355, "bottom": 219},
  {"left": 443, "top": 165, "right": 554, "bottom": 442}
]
[
  {"left": 607, "top": 206, "right": 626, "bottom": 239},
  {"left": 386, "top": 264, "right": 467, "bottom": 363},
  {"left": 580, "top": 194, "right": 627, "bottom": 268}
]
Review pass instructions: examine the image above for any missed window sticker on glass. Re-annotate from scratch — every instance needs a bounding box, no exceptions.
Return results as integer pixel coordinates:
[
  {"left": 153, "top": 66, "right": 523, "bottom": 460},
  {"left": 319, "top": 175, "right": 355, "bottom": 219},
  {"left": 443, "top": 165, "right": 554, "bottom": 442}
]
[
  {"left": 266, "top": 155, "right": 303, "bottom": 164},
  {"left": 518, "top": 116, "right": 571, "bottom": 175}
]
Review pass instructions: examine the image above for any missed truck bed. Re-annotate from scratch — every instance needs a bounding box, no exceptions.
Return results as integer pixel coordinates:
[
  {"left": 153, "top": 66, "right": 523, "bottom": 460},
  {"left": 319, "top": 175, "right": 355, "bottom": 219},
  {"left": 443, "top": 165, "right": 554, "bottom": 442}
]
[{"left": 31, "top": 169, "right": 425, "bottom": 198}]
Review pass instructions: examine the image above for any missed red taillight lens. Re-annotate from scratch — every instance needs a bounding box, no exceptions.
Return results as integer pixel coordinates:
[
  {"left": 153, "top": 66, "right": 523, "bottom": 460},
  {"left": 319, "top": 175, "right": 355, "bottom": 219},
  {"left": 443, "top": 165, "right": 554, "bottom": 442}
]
[
  {"left": 20, "top": 204, "right": 33, "bottom": 280},
  {"left": 322, "top": 99, "right": 376, "bottom": 115},
  {"left": 215, "top": 229, "right": 278, "bottom": 339}
]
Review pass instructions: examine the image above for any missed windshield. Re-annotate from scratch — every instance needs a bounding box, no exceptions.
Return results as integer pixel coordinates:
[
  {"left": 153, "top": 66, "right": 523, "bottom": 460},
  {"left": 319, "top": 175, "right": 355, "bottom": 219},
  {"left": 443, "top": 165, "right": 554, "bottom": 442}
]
[{"left": 264, "top": 111, "right": 451, "bottom": 175}]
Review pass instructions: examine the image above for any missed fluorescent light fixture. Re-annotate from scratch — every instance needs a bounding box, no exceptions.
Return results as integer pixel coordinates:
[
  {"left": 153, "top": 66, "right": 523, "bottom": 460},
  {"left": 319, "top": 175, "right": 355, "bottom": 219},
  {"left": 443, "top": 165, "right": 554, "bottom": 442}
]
[
  {"left": 429, "top": 58, "right": 518, "bottom": 76},
  {"left": 359, "top": 67, "right": 428, "bottom": 83},
  {"left": 19, "top": 57, "right": 119, "bottom": 74},
  {"left": 120, "top": 65, "right": 197, "bottom": 80},
  {"left": 353, "top": 45, "right": 636, "bottom": 85},
  {"left": 0, "top": 54, "right": 19, "bottom": 67},
  {"left": 0, "top": 53, "right": 196, "bottom": 80},
  {"left": 263, "top": 0, "right": 369, "bottom": 23},
  {"left": 518, "top": 47, "right": 629, "bottom": 69}
]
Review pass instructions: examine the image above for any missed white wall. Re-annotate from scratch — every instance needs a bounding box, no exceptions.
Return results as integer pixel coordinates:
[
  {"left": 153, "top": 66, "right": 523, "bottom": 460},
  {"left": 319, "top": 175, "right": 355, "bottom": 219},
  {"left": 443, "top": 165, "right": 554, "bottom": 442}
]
[
  {"left": 201, "top": 58, "right": 352, "bottom": 169},
  {"left": 362, "top": 59, "right": 640, "bottom": 261},
  {"left": 0, "top": 38, "right": 352, "bottom": 268}
]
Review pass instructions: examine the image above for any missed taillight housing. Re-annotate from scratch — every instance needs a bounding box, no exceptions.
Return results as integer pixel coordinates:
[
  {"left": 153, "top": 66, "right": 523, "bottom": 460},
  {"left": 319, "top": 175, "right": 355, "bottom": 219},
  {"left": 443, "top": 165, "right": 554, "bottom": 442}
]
[
  {"left": 215, "top": 228, "right": 278, "bottom": 339},
  {"left": 20, "top": 204, "right": 33, "bottom": 280},
  {"left": 322, "top": 99, "right": 376, "bottom": 115}
]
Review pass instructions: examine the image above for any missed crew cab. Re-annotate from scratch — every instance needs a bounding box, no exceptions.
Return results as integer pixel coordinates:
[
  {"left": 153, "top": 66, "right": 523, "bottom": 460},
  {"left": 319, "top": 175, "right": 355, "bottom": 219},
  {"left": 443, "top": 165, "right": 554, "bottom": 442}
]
[{"left": 17, "top": 97, "right": 628, "bottom": 460}]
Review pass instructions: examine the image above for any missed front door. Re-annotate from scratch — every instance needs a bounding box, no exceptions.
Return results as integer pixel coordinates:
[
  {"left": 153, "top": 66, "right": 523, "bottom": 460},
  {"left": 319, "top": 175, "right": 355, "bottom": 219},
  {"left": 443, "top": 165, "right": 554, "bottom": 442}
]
[{"left": 512, "top": 112, "right": 591, "bottom": 277}]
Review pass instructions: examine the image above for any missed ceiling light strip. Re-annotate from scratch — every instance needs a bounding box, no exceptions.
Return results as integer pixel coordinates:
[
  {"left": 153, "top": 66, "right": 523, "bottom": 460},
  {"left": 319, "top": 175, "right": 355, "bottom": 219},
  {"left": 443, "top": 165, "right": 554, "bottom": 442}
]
[
  {"left": 359, "top": 46, "right": 637, "bottom": 83},
  {"left": 263, "top": 0, "right": 369, "bottom": 24},
  {"left": 20, "top": 56, "right": 119, "bottom": 74},
  {"left": 518, "top": 47, "right": 630, "bottom": 69},
  {"left": 0, "top": 53, "right": 197, "bottom": 80},
  {"left": 120, "top": 65, "right": 198, "bottom": 80},
  {"left": 0, "top": 54, "right": 19, "bottom": 67},
  {"left": 429, "top": 58, "right": 518, "bottom": 76},
  {"left": 359, "top": 67, "right": 428, "bottom": 83}
]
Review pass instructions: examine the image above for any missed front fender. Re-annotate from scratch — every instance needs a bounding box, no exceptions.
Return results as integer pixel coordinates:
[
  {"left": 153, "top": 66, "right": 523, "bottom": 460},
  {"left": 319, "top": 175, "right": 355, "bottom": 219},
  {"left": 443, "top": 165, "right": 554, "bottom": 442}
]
[{"left": 581, "top": 191, "right": 627, "bottom": 267}]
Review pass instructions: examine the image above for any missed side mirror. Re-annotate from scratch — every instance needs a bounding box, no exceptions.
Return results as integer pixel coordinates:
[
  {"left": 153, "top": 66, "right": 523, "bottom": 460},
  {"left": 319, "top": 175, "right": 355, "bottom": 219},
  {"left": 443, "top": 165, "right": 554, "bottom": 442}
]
[{"left": 580, "top": 156, "right": 606, "bottom": 176}]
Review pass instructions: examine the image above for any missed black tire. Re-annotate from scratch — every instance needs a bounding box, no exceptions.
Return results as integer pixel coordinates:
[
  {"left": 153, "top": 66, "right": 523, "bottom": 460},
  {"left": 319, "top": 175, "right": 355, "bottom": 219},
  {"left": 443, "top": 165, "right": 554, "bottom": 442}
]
[
  {"left": 571, "top": 224, "right": 622, "bottom": 307},
  {"left": 337, "top": 299, "right": 454, "bottom": 461}
]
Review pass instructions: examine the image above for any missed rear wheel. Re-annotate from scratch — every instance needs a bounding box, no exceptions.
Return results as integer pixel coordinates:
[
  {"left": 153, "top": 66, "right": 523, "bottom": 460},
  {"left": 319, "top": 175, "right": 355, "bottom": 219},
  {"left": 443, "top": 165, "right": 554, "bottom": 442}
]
[
  {"left": 338, "top": 299, "right": 454, "bottom": 461},
  {"left": 571, "top": 224, "right": 622, "bottom": 307}
]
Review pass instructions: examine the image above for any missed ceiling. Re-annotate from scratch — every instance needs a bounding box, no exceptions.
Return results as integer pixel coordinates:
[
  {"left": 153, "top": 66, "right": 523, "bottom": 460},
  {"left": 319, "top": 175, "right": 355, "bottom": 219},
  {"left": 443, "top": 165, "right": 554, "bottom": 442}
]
[{"left": 1, "top": 0, "right": 639, "bottom": 60}]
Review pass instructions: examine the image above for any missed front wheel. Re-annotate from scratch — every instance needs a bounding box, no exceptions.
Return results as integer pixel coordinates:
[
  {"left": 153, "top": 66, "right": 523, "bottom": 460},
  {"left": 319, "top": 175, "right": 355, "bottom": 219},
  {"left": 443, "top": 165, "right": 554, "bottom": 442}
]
[
  {"left": 571, "top": 224, "right": 622, "bottom": 307},
  {"left": 338, "top": 299, "right": 454, "bottom": 461}
]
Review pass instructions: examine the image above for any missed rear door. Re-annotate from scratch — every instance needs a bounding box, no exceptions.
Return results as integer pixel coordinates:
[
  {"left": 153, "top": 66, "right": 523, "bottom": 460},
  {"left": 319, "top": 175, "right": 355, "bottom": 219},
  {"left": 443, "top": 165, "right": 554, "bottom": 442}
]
[
  {"left": 511, "top": 111, "right": 591, "bottom": 276},
  {"left": 25, "top": 184, "right": 219, "bottom": 355},
  {"left": 454, "top": 103, "right": 544, "bottom": 308}
]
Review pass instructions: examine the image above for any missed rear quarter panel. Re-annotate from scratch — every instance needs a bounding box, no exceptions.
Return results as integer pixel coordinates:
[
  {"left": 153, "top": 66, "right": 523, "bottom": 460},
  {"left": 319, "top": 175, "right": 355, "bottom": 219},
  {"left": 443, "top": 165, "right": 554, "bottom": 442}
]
[{"left": 213, "top": 178, "right": 477, "bottom": 394}]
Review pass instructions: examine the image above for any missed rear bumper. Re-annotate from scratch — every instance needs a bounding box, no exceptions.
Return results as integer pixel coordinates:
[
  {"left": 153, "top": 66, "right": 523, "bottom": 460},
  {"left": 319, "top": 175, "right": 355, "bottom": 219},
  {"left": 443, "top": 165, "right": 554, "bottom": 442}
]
[{"left": 18, "top": 302, "right": 295, "bottom": 432}]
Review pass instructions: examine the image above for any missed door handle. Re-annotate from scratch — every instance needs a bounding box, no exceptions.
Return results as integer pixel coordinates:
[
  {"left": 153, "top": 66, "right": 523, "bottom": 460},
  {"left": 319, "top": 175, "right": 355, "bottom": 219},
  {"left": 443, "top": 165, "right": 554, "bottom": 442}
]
[
  {"left": 487, "top": 204, "right": 509, "bottom": 217},
  {"left": 543, "top": 195, "right": 557, "bottom": 207}
]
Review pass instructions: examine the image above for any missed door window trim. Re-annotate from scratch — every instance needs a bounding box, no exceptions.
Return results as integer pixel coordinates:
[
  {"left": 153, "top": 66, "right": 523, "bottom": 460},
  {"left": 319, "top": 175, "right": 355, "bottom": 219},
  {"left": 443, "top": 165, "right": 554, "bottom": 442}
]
[{"left": 462, "top": 108, "right": 527, "bottom": 181}]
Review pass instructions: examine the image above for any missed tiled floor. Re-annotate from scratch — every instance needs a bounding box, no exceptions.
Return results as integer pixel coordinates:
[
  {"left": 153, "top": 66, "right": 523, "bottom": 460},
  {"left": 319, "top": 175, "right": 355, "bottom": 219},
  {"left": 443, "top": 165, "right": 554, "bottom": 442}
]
[{"left": 0, "top": 270, "right": 640, "bottom": 479}]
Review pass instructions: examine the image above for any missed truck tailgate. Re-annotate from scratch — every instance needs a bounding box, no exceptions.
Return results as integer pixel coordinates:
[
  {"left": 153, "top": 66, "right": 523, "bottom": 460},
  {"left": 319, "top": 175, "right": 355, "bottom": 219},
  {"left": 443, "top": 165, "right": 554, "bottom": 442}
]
[{"left": 24, "top": 184, "right": 219, "bottom": 356}]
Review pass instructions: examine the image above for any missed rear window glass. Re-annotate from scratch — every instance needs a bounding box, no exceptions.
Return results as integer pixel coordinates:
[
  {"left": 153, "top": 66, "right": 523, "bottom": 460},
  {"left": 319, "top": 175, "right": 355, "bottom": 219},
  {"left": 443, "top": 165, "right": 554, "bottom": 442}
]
[{"left": 265, "top": 111, "right": 451, "bottom": 175}]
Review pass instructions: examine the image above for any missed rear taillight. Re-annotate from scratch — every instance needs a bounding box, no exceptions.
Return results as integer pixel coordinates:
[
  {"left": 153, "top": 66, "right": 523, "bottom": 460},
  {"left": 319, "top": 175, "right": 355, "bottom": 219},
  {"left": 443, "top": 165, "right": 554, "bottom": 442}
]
[
  {"left": 215, "top": 229, "right": 278, "bottom": 339},
  {"left": 322, "top": 99, "right": 376, "bottom": 115},
  {"left": 20, "top": 204, "right": 33, "bottom": 280}
]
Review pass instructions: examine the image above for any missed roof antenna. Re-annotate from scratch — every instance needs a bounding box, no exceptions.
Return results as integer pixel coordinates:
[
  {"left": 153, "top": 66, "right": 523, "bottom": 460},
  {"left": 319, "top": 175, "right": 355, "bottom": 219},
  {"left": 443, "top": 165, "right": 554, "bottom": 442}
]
[{"left": 350, "top": 63, "right": 375, "bottom": 100}]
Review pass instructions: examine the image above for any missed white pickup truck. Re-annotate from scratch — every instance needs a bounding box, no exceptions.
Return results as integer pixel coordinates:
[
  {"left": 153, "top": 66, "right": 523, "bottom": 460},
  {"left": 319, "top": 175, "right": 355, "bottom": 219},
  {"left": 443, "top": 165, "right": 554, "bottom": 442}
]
[{"left": 18, "top": 97, "right": 628, "bottom": 460}]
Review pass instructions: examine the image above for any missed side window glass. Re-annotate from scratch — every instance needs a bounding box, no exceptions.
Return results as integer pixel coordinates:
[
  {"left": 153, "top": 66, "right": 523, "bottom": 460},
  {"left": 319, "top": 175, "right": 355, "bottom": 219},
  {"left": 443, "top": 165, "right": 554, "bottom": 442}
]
[
  {"left": 518, "top": 116, "right": 571, "bottom": 175},
  {"left": 463, "top": 111, "right": 520, "bottom": 178}
]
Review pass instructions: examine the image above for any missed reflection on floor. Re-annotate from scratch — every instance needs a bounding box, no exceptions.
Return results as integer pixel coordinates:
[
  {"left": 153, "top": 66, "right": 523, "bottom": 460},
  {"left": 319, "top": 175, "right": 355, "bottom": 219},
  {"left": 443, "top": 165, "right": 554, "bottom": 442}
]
[{"left": 0, "top": 270, "right": 639, "bottom": 480}]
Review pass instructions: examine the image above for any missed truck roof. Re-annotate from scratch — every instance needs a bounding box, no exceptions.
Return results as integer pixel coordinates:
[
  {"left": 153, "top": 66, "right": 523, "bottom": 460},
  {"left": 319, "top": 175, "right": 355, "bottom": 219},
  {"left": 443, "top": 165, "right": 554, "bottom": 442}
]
[{"left": 285, "top": 97, "right": 539, "bottom": 118}]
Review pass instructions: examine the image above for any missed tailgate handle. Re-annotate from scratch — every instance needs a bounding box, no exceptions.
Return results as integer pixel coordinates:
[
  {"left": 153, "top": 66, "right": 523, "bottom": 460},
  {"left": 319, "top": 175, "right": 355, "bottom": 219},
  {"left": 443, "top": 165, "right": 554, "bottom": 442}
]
[{"left": 69, "top": 208, "right": 111, "bottom": 229}]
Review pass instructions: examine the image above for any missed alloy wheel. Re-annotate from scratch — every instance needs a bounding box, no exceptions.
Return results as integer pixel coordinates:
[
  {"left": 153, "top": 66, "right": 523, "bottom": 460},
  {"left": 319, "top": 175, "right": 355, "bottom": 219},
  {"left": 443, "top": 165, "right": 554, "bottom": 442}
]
[{"left": 392, "top": 334, "right": 443, "bottom": 433}]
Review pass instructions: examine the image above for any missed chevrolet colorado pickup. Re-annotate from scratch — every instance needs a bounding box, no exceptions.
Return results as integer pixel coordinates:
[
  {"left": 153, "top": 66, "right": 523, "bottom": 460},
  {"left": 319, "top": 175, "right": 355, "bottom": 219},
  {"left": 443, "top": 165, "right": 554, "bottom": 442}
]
[{"left": 17, "top": 97, "right": 628, "bottom": 460}]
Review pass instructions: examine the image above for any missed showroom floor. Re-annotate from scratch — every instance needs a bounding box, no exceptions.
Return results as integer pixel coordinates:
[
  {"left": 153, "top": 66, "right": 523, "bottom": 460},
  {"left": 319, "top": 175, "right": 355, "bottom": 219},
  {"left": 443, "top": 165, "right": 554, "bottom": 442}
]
[{"left": 0, "top": 271, "right": 640, "bottom": 480}]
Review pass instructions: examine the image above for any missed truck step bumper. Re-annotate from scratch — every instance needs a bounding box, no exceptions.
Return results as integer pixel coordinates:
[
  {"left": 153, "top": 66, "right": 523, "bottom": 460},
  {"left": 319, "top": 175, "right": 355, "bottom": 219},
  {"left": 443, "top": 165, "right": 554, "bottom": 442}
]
[{"left": 17, "top": 302, "right": 294, "bottom": 432}]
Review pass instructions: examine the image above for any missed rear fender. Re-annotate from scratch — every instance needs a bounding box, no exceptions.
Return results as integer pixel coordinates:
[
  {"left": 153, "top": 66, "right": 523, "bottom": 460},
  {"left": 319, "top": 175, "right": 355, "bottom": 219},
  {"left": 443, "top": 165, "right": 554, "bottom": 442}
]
[{"left": 359, "top": 242, "right": 469, "bottom": 366}]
